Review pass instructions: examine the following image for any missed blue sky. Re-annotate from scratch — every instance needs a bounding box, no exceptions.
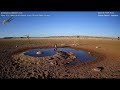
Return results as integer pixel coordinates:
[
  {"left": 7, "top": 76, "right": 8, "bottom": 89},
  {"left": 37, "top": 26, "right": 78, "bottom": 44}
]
[{"left": 0, "top": 11, "right": 120, "bottom": 38}]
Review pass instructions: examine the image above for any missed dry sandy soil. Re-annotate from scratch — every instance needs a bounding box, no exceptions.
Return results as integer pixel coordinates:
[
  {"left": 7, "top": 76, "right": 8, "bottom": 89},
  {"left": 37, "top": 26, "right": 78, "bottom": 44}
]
[{"left": 0, "top": 38, "right": 120, "bottom": 79}]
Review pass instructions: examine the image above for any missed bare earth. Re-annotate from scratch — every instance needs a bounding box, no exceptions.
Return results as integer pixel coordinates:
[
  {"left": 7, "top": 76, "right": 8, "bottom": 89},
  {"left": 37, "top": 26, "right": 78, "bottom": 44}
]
[{"left": 0, "top": 38, "right": 120, "bottom": 79}]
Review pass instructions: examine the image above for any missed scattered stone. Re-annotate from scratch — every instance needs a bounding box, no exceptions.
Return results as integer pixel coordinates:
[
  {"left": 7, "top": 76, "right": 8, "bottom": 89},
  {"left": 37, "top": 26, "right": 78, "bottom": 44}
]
[
  {"left": 96, "top": 46, "right": 101, "bottom": 48},
  {"left": 48, "top": 57, "right": 54, "bottom": 60},
  {"left": 66, "top": 62, "right": 70, "bottom": 64},
  {"left": 71, "top": 44, "right": 76, "bottom": 46},
  {"left": 92, "top": 67, "right": 104, "bottom": 72},
  {"left": 37, "top": 62, "right": 39, "bottom": 65},
  {"left": 36, "top": 51, "right": 44, "bottom": 54},
  {"left": 16, "top": 46, "right": 18, "bottom": 47},
  {"left": 92, "top": 68, "right": 101, "bottom": 72},
  {"left": 50, "top": 62, "right": 54, "bottom": 65},
  {"left": 88, "top": 52, "right": 91, "bottom": 54},
  {"left": 57, "top": 51, "right": 69, "bottom": 59}
]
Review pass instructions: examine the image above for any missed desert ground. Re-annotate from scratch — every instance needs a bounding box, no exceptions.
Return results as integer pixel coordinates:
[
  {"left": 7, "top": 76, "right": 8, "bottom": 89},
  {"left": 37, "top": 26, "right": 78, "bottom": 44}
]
[{"left": 0, "top": 37, "right": 120, "bottom": 79}]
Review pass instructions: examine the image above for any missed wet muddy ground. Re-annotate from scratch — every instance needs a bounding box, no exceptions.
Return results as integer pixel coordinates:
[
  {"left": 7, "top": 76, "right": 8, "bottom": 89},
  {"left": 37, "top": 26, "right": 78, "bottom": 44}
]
[{"left": 0, "top": 38, "right": 120, "bottom": 79}]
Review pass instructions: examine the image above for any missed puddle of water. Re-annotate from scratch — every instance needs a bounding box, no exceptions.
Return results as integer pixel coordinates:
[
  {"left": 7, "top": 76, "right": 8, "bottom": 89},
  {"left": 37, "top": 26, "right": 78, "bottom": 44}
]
[
  {"left": 24, "top": 48, "right": 56, "bottom": 57},
  {"left": 24, "top": 48, "right": 95, "bottom": 63}
]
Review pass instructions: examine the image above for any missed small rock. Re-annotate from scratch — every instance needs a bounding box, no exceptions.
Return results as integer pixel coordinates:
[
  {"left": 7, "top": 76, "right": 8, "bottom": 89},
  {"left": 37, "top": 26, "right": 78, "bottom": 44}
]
[
  {"left": 36, "top": 51, "right": 44, "bottom": 54},
  {"left": 37, "top": 62, "right": 39, "bottom": 65},
  {"left": 48, "top": 57, "right": 54, "bottom": 60},
  {"left": 92, "top": 67, "right": 104, "bottom": 72},
  {"left": 92, "top": 68, "right": 101, "bottom": 72},
  {"left": 96, "top": 46, "right": 101, "bottom": 48},
  {"left": 66, "top": 62, "right": 70, "bottom": 64},
  {"left": 88, "top": 52, "right": 90, "bottom": 54},
  {"left": 71, "top": 44, "right": 76, "bottom": 46},
  {"left": 50, "top": 62, "right": 54, "bottom": 65},
  {"left": 16, "top": 46, "right": 18, "bottom": 47}
]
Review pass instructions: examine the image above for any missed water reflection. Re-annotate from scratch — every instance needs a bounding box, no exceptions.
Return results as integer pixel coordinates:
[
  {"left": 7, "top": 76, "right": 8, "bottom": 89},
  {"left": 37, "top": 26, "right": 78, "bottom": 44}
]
[{"left": 24, "top": 48, "right": 95, "bottom": 62}]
